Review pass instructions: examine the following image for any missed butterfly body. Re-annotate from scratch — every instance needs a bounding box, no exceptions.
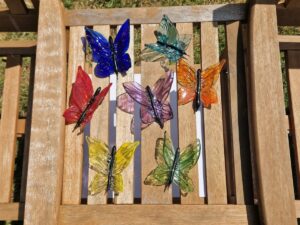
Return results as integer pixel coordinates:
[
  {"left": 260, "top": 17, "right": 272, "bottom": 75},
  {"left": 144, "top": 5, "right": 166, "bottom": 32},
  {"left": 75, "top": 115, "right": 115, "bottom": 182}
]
[
  {"left": 85, "top": 19, "right": 131, "bottom": 78},
  {"left": 165, "top": 147, "right": 180, "bottom": 191},
  {"left": 106, "top": 146, "right": 116, "bottom": 192},
  {"left": 193, "top": 69, "right": 202, "bottom": 111}
]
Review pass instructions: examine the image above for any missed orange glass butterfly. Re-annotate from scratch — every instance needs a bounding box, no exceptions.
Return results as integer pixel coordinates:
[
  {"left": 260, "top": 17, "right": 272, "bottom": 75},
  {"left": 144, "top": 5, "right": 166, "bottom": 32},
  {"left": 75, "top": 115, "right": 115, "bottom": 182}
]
[{"left": 177, "top": 58, "right": 226, "bottom": 110}]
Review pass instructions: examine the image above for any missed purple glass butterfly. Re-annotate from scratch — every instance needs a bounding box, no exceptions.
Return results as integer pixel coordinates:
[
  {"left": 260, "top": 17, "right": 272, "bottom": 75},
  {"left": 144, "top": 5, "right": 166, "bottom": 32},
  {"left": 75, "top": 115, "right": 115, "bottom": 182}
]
[
  {"left": 85, "top": 19, "right": 131, "bottom": 78},
  {"left": 117, "top": 71, "right": 174, "bottom": 133}
]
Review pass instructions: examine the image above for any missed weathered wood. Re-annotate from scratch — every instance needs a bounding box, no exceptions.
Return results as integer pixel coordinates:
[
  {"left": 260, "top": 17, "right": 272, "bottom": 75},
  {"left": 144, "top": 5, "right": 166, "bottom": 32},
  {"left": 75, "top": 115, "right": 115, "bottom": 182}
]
[
  {"left": 201, "top": 22, "right": 227, "bottom": 204},
  {"left": 64, "top": 4, "right": 247, "bottom": 26},
  {"left": 0, "top": 55, "right": 22, "bottom": 203},
  {"left": 59, "top": 204, "right": 258, "bottom": 225},
  {"left": 287, "top": 50, "right": 300, "bottom": 198},
  {"left": 249, "top": 2, "right": 297, "bottom": 225},
  {"left": 0, "top": 40, "right": 36, "bottom": 56},
  {"left": 225, "top": 21, "right": 253, "bottom": 204},
  {"left": 141, "top": 24, "right": 172, "bottom": 204},
  {"left": 176, "top": 23, "right": 202, "bottom": 204},
  {"left": 23, "top": 0, "right": 66, "bottom": 225},
  {"left": 0, "top": 203, "right": 24, "bottom": 220},
  {"left": 62, "top": 26, "right": 85, "bottom": 205},
  {"left": 88, "top": 25, "right": 110, "bottom": 205},
  {"left": 115, "top": 25, "right": 135, "bottom": 204},
  {"left": 20, "top": 56, "right": 35, "bottom": 202},
  {"left": 4, "top": 0, "right": 27, "bottom": 14},
  {"left": 278, "top": 35, "right": 300, "bottom": 51},
  {"left": 0, "top": 9, "right": 37, "bottom": 32},
  {"left": 277, "top": 6, "right": 300, "bottom": 26}
]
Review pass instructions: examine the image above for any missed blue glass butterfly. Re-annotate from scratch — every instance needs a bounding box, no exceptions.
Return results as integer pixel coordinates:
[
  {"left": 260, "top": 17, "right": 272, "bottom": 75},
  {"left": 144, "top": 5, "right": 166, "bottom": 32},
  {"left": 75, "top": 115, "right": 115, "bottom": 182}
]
[{"left": 85, "top": 19, "right": 131, "bottom": 78}]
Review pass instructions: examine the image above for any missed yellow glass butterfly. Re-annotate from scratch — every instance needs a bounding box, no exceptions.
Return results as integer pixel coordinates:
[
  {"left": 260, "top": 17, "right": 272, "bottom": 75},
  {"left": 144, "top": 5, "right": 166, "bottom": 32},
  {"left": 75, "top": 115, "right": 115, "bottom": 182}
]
[{"left": 87, "top": 136, "right": 140, "bottom": 195}]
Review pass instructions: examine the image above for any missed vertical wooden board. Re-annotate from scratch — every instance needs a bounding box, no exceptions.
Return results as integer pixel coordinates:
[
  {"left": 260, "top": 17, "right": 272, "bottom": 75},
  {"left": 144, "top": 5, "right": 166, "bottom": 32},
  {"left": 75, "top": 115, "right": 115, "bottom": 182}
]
[
  {"left": 225, "top": 21, "right": 253, "bottom": 204},
  {"left": 115, "top": 25, "right": 135, "bottom": 204},
  {"left": 87, "top": 25, "right": 110, "bottom": 205},
  {"left": 23, "top": 0, "right": 66, "bottom": 224},
  {"left": 0, "top": 55, "right": 22, "bottom": 203},
  {"left": 4, "top": 0, "right": 27, "bottom": 14},
  {"left": 62, "top": 26, "right": 85, "bottom": 205},
  {"left": 201, "top": 22, "right": 227, "bottom": 204},
  {"left": 20, "top": 56, "right": 36, "bottom": 202},
  {"left": 249, "top": 2, "right": 297, "bottom": 225},
  {"left": 287, "top": 50, "right": 300, "bottom": 198},
  {"left": 176, "top": 23, "right": 202, "bottom": 204},
  {"left": 141, "top": 24, "right": 172, "bottom": 204}
]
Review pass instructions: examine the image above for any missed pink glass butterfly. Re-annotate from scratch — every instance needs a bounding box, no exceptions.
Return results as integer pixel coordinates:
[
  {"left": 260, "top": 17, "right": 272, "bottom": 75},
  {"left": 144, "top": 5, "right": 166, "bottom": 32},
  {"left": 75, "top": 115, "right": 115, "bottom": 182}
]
[{"left": 117, "top": 71, "right": 174, "bottom": 133}]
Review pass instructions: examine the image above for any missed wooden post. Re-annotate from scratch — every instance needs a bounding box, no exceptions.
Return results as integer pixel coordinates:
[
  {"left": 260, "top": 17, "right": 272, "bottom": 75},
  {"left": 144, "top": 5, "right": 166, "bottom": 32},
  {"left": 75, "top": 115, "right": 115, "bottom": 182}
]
[
  {"left": 23, "top": 0, "right": 66, "bottom": 225},
  {"left": 249, "top": 1, "right": 296, "bottom": 224}
]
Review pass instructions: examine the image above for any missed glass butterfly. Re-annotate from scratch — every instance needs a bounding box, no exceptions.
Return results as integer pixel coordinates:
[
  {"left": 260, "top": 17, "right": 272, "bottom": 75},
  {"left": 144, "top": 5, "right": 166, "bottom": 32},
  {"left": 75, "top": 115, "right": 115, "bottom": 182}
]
[
  {"left": 177, "top": 58, "right": 226, "bottom": 111},
  {"left": 117, "top": 71, "right": 174, "bottom": 133},
  {"left": 140, "top": 15, "right": 191, "bottom": 63},
  {"left": 87, "top": 136, "right": 140, "bottom": 195},
  {"left": 144, "top": 131, "right": 200, "bottom": 196},
  {"left": 63, "top": 66, "right": 112, "bottom": 133},
  {"left": 85, "top": 19, "right": 131, "bottom": 78}
]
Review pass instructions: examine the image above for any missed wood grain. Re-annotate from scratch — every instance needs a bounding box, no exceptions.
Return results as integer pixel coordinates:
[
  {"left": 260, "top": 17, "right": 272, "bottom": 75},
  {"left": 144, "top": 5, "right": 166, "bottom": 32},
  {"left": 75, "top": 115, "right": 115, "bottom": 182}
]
[
  {"left": 225, "top": 21, "right": 253, "bottom": 204},
  {"left": 201, "top": 22, "right": 227, "bottom": 204},
  {"left": 59, "top": 204, "right": 258, "bottom": 225},
  {"left": 62, "top": 26, "right": 85, "bottom": 205},
  {"left": 278, "top": 35, "right": 300, "bottom": 51},
  {"left": 287, "top": 50, "right": 300, "bottom": 198},
  {"left": 114, "top": 25, "right": 135, "bottom": 204},
  {"left": 249, "top": 2, "right": 297, "bottom": 225},
  {"left": 0, "top": 40, "right": 36, "bottom": 56},
  {"left": 23, "top": 0, "right": 66, "bottom": 224},
  {"left": 141, "top": 24, "right": 172, "bottom": 204},
  {"left": 0, "top": 203, "right": 24, "bottom": 220},
  {"left": 4, "top": 0, "right": 27, "bottom": 14},
  {"left": 0, "top": 55, "right": 22, "bottom": 203},
  {"left": 87, "top": 25, "right": 110, "bottom": 205},
  {"left": 176, "top": 23, "right": 202, "bottom": 204},
  {"left": 64, "top": 4, "right": 247, "bottom": 26}
]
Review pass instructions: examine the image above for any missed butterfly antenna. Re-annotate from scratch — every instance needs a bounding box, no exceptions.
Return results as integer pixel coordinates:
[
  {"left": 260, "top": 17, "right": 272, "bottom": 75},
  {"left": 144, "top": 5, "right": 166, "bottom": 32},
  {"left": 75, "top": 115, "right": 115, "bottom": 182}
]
[{"left": 160, "top": 59, "right": 169, "bottom": 72}]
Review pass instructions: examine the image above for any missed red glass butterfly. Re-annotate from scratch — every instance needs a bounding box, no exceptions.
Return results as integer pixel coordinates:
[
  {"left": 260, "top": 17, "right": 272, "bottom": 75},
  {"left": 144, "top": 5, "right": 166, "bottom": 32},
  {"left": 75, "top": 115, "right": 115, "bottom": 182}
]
[{"left": 63, "top": 66, "right": 112, "bottom": 133}]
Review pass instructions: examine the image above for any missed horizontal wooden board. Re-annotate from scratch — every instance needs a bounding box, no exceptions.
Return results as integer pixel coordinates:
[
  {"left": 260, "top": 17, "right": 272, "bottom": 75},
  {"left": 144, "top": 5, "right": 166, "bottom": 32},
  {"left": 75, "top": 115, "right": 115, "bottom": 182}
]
[
  {"left": 0, "top": 9, "right": 38, "bottom": 32},
  {"left": 64, "top": 4, "right": 246, "bottom": 26},
  {"left": 278, "top": 35, "right": 300, "bottom": 50},
  {"left": 286, "top": 0, "right": 300, "bottom": 8},
  {"left": 0, "top": 203, "right": 24, "bottom": 220},
  {"left": 277, "top": 6, "right": 300, "bottom": 26},
  {"left": 4, "top": 0, "right": 27, "bottom": 14},
  {"left": 0, "top": 40, "right": 36, "bottom": 55},
  {"left": 59, "top": 204, "right": 258, "bottom": 225}
]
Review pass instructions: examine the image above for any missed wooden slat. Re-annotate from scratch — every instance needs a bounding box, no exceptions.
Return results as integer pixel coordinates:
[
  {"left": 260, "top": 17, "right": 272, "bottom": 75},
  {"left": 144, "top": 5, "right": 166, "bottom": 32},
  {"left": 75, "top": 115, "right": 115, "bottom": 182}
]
[
  {"left": 225, "top": 21, "right": 253, "bottom": 204},
  {"left": 62, "top": 26, "right": 85, "bottom": 205},
  {"left": 295, "top": 200, "right": 300, "bottom": 218},
  {"left": 23, "top": 0, "right": 66, "bottom": 224},
  {"left": 0, "top": 55, "right": 22, "bottom": 203},
  {"left": 176, "top": 23, "right": 203, "bottom": 204},
  {"left": 87, "top": 25, "right": 110, "bottom": 205},
  {"left": 141, "top": 24, "right": 172, "bottom": 204},
  {"left": 4, "top": 0, "right": 27, "bottom": 14},
  {"left": 201, "top": 22, "right": 227, "bottom": 204},
  {"left": 287, "top": 50, "right": 300, "bottom": 197},
  {"left": 59, "top": 204, "right": 258, "bottom": 225},
  {"left": 115, "top": 25, "right": 135, "bottom": 204},
  {"left": 249, "top": 2, "right": 297, "bottom": 225},
  {"left": 278, "top": 35, "right": 300, "bottom": 50},
  {"left": 277, "top": 6, "right": 300, "bottom": 26},
  {"left": 286, "top": 0, "right": 300, "bottom": 8},
  {"left": 0, "top": 40, "right": 36, "bottom": 56},
  {"left": 64, "top": 4, "right": 247, "bottom": 26},
  {"left": 0, "top": 203, "right": 24, "bottom": 220},
  {"left": 0, "top": 9, "right": 37, "bottom": 32}
]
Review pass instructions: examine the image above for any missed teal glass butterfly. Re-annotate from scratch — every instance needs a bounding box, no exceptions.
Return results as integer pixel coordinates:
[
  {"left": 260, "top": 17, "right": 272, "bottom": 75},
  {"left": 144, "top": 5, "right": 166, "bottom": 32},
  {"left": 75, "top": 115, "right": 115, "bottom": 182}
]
[
  {"left": 144, "top": 131, "right": 200, "bottom": 196},
  {"left": 140, "top": 15, "right": 191, "bottom": 63}
]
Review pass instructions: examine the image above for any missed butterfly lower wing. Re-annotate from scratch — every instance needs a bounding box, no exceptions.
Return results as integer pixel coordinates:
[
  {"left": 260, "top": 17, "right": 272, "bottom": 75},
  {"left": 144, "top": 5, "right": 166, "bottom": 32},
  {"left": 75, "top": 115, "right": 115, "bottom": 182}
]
[
  {"left": 152, "top": 71, "right": 174, "bottom": 103},
  {"left": 117, "top": 93, "right": 135, "bottom": 114},
  {"left": 116, "top": 53, "right": 131, "bottom": 74},
  {"left": 201, "top": 87, "right": 218, "bottom": 108},
  {"left": 179, "top": 139, "right": 201, "bottom": 173},
  {"left": 112, "top": 173, "right": 124, "bottom": 194},
  {"left": 144, "top": 164, "right": 170, "bottom": 186},
  {"left": 173, "top": 171, "right": 195, "bottom": 195},
  {"left": 140, "top": 47, "right": 166, "bottom": 62},
  {"left": 88, "top": 173, "right": 108, "bottom": 196},
  {"left": 177, "top": 87, "right": 196, "bottom": 106},
  {"left": 143, "top": 43, "right": 183, "bottom": 63},
  {"left": 63, "top": 105, "right": 82, "bottom": 125},
  {"left": 94, "top": 59, "right": 115, "bottom": 78},
  {"left": 113, "top": 141, "right": 140, "bottom": 174},
  {"left": 161, "top": 102, "right": 173, "bottom": 122}
]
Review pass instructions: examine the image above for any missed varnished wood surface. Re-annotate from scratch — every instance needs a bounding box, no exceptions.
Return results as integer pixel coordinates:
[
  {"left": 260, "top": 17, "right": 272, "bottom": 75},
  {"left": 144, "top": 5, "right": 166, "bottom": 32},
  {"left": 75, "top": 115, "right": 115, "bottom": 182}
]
[
  {"left": 0, "top": 203, "right": 24, "bottom": 220},
  {"left": 4, "top": 0, "right": 27, "bottom": 14},
  {"left": 278, "top": 35, "right": 300, "bottom": 50},
  {"left": 0, "top": 40, "right": 36, "bottom": 55}
]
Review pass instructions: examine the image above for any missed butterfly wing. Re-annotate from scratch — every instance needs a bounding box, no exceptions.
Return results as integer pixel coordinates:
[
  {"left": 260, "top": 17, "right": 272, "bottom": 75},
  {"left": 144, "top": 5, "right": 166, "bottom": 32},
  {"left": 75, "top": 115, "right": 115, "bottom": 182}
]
[
  {"left": 178, "top": 139, "right": 201, "bottom": 173},
  {"left": 88, "top": 173, "right": 108, "bottom": 195},
  {"left": 112, "top": 173, "right": 124, "bottom": 194},
  {"left": 161, "top": 102, "right": 173, "bottom": 122},
  {"left": 63, "top": 66, "right": 93, "bottom": 124},
  {"left": 177, "top": 87, "right": 196, "bottom": 106},
  {"left": 144, "top": 164, "right": 170, "bottom": 186},
  {"left": 201, "top": 59, "right": 226, "bottom": 107},
  {"left": 173, "top": 171, "right": 194, "bottom": 195},
  {"left": 142, "top": 43, "right": 183, "bottom": 63},
  {"left": 152, "top": 71, "right": 174, "bottom": 103},
  {"left": 117, "top": 93, "right": 135, "bottom": 114},
  {"left": 139, "top": 47, "right": 166, "bottom": 62},
  {"left": 85, "top": 27, "right": 115, "bottom": 78},
  {"left": 122, "top": 82, "right": 150, "bottom": 107}
]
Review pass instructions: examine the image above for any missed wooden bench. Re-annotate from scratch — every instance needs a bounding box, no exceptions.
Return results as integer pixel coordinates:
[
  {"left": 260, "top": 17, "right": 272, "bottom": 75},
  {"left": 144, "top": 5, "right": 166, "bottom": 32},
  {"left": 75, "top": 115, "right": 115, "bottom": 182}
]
[{"left": 1, "top": 0, "right": 299, "bottom": 224}]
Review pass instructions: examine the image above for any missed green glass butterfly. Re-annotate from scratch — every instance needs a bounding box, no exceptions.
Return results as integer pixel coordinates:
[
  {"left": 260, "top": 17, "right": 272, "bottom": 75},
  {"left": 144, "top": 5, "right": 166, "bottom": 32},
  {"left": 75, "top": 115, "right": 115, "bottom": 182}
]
[
  {"left": 140, "top": 15, "right": 191, "bottom": 63},
  {"left": 144, "top": 131, "right": 200, "bottom": 196}
]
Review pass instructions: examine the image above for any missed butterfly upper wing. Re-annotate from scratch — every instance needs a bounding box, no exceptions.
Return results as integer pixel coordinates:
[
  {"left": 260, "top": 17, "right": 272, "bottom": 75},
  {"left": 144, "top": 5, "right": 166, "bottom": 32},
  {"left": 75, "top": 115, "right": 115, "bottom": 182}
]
[
  {"left": 152, "top": 71, "right": 174, "bottom": 103},
  {"left": 178, "top": 139, "right": 201, "bottom": 173},
  {"left": 85, "top": 27, "right": 115, "bottom": 78},
  {"left": 117, "top": 93, "right": 135, "bottom": 114},
  {"left": 143, "top": 43, "right": 183, "bottom": 62},
  {"left": 155, "top": 15, "right": 178, "bottom": 44},
  {"left": 63, "top": 66, "right": 93, "bottom": 124},
  {"left": 113, "top": 141, "right": 140, "bottom": 174},
  {"left": 177, "top": 59, "right": 197, "bottom": 90},
  {"left": 161, "top": 102, "right": 173, "bottom": 122},
  {"left": 122, "top": 82, "right": 150, "bottom": 107},
  {"left": 140, "top": 47, "right": 166, "bottom": 62}
]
